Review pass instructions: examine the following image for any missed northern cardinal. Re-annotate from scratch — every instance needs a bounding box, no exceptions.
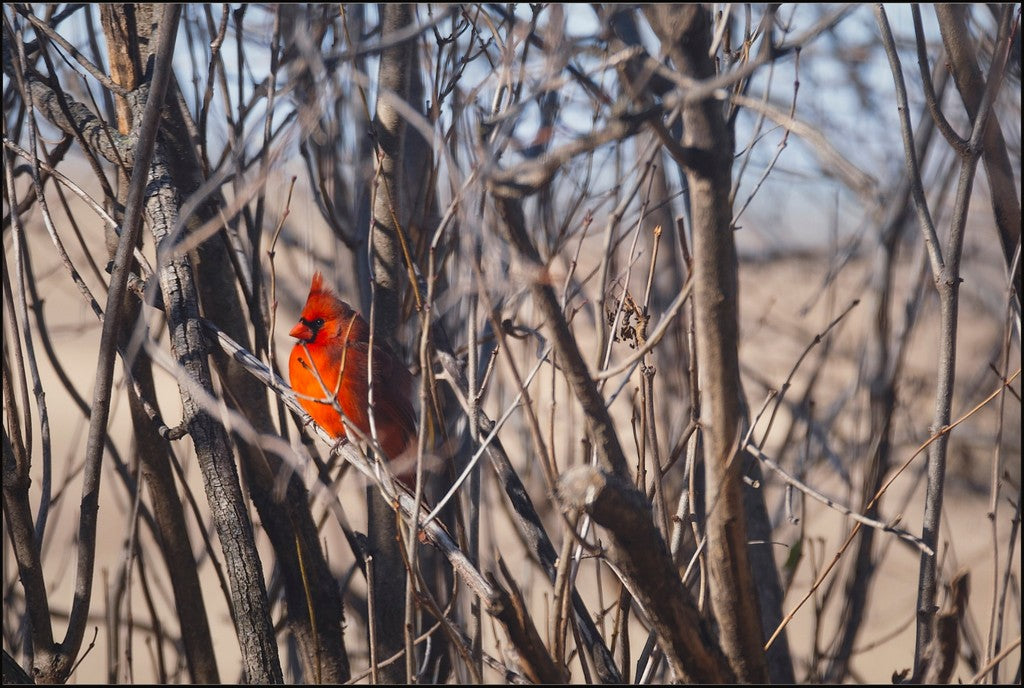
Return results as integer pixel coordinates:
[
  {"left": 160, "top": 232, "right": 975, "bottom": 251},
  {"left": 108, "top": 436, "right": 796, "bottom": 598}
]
[{"left": 289, "top": 272, "right": 416, "bottom": 478}]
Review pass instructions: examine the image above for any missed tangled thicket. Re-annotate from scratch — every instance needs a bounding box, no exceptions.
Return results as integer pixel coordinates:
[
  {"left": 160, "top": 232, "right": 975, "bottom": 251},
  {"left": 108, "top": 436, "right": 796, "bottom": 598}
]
[{"left": 2, "top": 4, "right": 1020, "bottom": 685}]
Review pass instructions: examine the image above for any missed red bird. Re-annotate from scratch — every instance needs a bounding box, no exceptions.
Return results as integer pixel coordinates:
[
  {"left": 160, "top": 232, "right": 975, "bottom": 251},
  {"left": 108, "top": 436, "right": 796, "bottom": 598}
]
[{"left": 289, "top": 272, "right": 416, "bottom": 478}]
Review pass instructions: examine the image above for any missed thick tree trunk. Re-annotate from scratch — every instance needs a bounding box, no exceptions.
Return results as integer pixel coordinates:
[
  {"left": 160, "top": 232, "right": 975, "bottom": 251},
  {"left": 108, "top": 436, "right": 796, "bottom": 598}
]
[
  {"left": 645, "top": 5, "right": 769, "bottom": 682},
  {"left": 100, "top": 7, "right": 219, "bottom": 680}
]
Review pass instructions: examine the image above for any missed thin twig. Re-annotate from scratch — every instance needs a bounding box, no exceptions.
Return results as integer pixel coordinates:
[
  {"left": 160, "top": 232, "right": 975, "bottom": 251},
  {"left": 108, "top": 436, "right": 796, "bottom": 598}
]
[
  {"left": 971, "top": 634, "right": 1022, "bottom": 684},
  {"left": 910, "top": 5, "right": 967, "bottom": 153},
  {"left": 745, "top": 442, "right": 932, "bottom": 554}
]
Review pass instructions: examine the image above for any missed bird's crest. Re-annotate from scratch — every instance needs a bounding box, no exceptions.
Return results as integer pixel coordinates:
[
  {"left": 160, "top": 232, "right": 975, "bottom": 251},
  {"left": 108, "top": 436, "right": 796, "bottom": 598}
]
[
  {"left": 305, "top": 271, "right": 344, "bottom": 314},
  {"left": 310, "top": 270, "right": 327, "bottom": 295}
]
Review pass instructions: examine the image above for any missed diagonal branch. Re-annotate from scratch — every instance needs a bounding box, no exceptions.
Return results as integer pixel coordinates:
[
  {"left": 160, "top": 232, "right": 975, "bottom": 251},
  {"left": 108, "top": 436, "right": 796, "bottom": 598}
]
[
  {"left": 435, "top": 348, "right": 624, "bottom": 683},
  {"left": 490, "top": 194, "right": 632, "bottom": 480},
  {"left": 557, "top": 465, "right": 734, "bottom": 683}
]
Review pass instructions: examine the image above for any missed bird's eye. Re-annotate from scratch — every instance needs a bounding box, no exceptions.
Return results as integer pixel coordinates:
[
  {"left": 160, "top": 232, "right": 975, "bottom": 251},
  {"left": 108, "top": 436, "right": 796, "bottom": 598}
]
[{"left": 313, "top": 318, "right": 325, "bottom": 329}]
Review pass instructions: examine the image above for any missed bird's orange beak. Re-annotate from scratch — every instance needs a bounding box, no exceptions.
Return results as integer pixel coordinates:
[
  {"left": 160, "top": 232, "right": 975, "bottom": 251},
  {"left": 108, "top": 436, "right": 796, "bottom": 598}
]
[{"left": 290, "top": 321, "right": 312, "bottom": 341}]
